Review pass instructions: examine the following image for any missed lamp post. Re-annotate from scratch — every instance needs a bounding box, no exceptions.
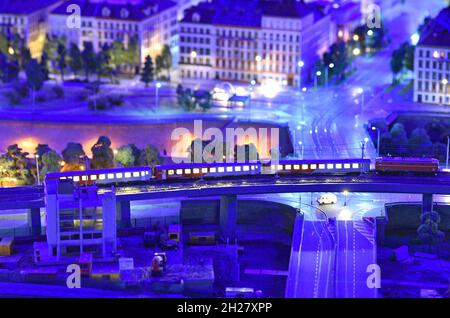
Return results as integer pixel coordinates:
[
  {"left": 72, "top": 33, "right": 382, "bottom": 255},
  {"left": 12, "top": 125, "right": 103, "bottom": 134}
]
[
  {"left": 372, "top": 126, "right": 381, "bottom": 156},
  {"left": 343, "top": 190, "right": 349, "bottom": 206},
  {"left": 315, "top": 71, "right": 321, "bottom": 89},
  {"left": 155, "top": 82, "right": 162, "bottom": 108},
  {"left": 35, "top": 154, "right": 40, "bottom": 185},
  {"left": 354, "top": 87, "right": 364, "bottom": 113},
  {"left": 360, "top": 138, "right": 368, "bottom": 175},
  {"left": 325, "top": 63, "right": 334, "bottom": 87},
  {"left": 298, "top": 60, "right": 304, "bottom": 90}
]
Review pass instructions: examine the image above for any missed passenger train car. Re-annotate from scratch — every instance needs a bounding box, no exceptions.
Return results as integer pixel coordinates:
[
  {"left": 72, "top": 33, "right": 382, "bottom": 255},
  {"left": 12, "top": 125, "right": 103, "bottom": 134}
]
[{"left": 45, "top": 157, "right": 439, "bottom": 187}]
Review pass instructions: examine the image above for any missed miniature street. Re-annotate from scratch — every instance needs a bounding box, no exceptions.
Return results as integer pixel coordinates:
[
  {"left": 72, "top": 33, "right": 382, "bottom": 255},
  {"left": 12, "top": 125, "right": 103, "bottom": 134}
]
[{"left": 0, "top": 0, "right": 449, "bottom": 300}]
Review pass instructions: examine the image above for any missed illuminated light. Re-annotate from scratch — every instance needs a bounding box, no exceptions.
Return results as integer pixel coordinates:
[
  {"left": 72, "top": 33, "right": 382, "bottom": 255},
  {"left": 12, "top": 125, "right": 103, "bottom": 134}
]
[
  {"left": 302, "top": 87, "right": 307, "bottom": 92},
  {"left": 410, "top": 32, "right": 420, "bottom": 46},
  {"left": 190, "top": 50, "right": 197, "bottom": 58},
  {"left": 176, "top": 169, "right": 183, "bottom": 175},
  {"left": 185, "top": 169, "right": 191, "bottom": 174},
  {"left": 367, "top": 29, "right": 374, "bottom": 36},
  {"left": 364, "top": 137, "right": 369, "bottom": 143},
  {"left": 343, "top": 190, "right": 349, "bottom": 196},
  {"left": 353, "top": 48, "right": 361, "bottom": 56},
  {"left": 324, "top": 128, "right": 327, "bottom": 133},
  {"left": 113, "top": 149, "right": 118, "bottom": 155},
  {"left": 309, "top": 130, "right": 313, "bottom": 134},
  {"left": 316, "top": 71, "right": 322, "bottom": 76},
  {"left": 329, "top": 63, "right": 334, "bottom": 69},
  {"left": 282, "top": 80, "right": 288, "bottom": 86},
  {"left": 296, "top": 125, "right": 301, "bottom": 130},
  {"left": 432, "top": 50, "right": 439, "bottom": 58},
  {"left": 372, "top": 126, "right": 377, "bottom": 131},
  {"left": 297, "top": 60, "right": 304, "bottom": 68},
  {"left": 353, "top": 34, "right": 359, "bottom": 41},
  {"left": 235, "top": 86, "right": 249, "bottom": 96},
  {"left": 60, "top": 161, "right": 65, "bottom": 166},
  {"left": 354, "top": 87, "right": 364, "bottom": 95},
  {"left": 298, "top": 141, "right": 302, "bottom": 145},
  {"left": 154, "top": 43, "right": 162, "bottom": 52},
  {"left": 90, "top": 175, "right": 97, "bottom": 180},
  {"left": 338, "top": 209, "right": 352, "bottom": 221},
  {"left": 259, "top": 78, "right": 281, "bottom": 99},
  {"left": 156, "top": 82, "right": 162, "bottom": 89},
  {"left": 80, "top": 166, "right": 85, "bottom": 171},
  {"left": 73, "top": 176, "right": 80, "bottom": 182},
  {"left": 116, "top": 173, "right": 123, "bottom": 178},
  {"left": 255, "top": 55, "right": 262, "bottom": 62},
  {"left": 35, "top": 154, "right": 39, "bottom": 159},
  {"left": 99, "top": 174, "right": 106, "bottom": 180},
  {"left": 218, "top": 167, "right": 226, "bottom": 173},
  {"left": 107, "top": 173, "right": 114, "bottom": 179},
  {"left": 193, "top": 168, "right": 199, "bottom": 174},
  {"left": 250, "top": 79, "right": 256, "bottom": 86},
  {"left": 8, "top": 47, "right": 14, "bottom": 55},
  {"left": 337, "top": 30, "right": 344, "bottom": 38},
  {"left": 133, "top": 171, "right": 140, "bottom": 177},
  {"left": 442, "top": 78, "right": 448, "bottom": 85},
  {"left": 333, "top": 3, "right": 340, "bottom": 9}
]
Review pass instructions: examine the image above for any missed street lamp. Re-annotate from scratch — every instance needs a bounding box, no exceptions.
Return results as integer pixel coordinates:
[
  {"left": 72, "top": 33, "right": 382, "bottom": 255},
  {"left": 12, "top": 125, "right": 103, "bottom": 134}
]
[
  {"left": 372, "top": 126, "right": 381, "bottom": 156},
  {"left": 352, "top": 48, "right": 361, "bottom": 56},
  {"left": 35, "top": 154, "right": 40, "bottom": 185},
  {"left": 315, "top": 70, "right": 322, "bottom": 89},
  {"left": 155, "top": 82, "right": 162, "bottom": 108},
  {"left": 360, "top": 138, "right": 368, "bottom": 175},
  {"left": 298, "top": 60, "right": 304, "bottom": 90},
  {"left": 343, "top": 190, "right": 349, "bottom": 206},
  {"left": 354, "top": 87, "right": 364, "bottom": 113},
  {"left": 325, "top": 63, "right": 334, "bottom": 86}
]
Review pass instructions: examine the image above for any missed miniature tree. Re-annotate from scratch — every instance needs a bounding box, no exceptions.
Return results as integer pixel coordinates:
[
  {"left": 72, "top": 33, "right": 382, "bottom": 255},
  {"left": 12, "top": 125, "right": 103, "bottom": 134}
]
[
  {"left": 140, "top": 55, "right": 154, "bottom": 87},
  {"left": 61, "top": 142, "right": 86, "bottom": 171},
  {"left": 417, "top": 210, "right": 445, "bottom": 248},
  {"left": 25, "top": 58, "right": 45, "bottom": 108},
  {"left": 69, "top": 43, "right": 83, "bottom": 78},
  {"left": 40, "top": 150, "right": 62, "bottom": 180},
  {"left": 91, "top": 136, "right": 115, "bottom": 169},
  {"left": 140, "top": 144, "right": 163, "bottom": 167},
  {"left": 82, "top": 42, "right": 97, "bottom": 81},
  {"left": 115, "top": 144, "right": 136, "bottom": 167},
  {"left": 155, "top": 44, "right": 172, "bottom": 80},
  {"left": 56, "top": 42, "right": 67, "bottom": 81}
]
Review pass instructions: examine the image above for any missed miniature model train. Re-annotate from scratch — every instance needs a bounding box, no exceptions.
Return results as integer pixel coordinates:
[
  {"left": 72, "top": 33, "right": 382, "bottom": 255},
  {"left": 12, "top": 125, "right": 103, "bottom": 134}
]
[{"left": 45, "top": 157, "right": 440, "bottom": 187}]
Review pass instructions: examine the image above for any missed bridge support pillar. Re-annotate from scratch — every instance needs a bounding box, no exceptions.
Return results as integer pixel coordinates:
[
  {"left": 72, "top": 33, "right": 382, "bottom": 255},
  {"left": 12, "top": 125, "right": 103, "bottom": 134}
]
[
  {"left": 119, "top": 201, "right": 131, "bottom": 228},
  {"left": 422, "top": 194, "right": 434, "bottom": 216},
  {"left": 102, "top": 191, "right": 117, "bottom": 257},
  {"left": 28, "top": 208, "right": 42, "bottom": 236},
  {"left": 220, "top": 195, "right": 237, "bottom": 241}
]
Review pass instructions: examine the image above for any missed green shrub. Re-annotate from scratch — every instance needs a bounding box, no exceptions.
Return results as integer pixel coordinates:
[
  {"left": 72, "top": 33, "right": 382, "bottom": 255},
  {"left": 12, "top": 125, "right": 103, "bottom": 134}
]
[
  {"left": 36, "top": 93, "right": 47, "bottom": 103},
  {"left": 107, "top": 94, "right": 124, "bottom": 106},
  {"left": 4, "top": 90, "right": 21, "bottom": 105},
  {"left": 88, "top": 96, "right": 110, "bottom": 110},
  {"left": 52, "top": 86, "right": 64, "bottom": 98},
  {"left": 13, "top": 83, "right": 29, "bottom": 98}
]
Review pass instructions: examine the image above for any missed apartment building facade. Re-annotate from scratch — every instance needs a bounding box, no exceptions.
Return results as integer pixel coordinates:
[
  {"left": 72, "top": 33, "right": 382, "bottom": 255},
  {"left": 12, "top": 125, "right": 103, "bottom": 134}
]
[
  {"left": 49, "top": 0, "right": 179, "bottom": 63},
  {"left": 178, "top": 0, "right": 333, "bottom": 87},
  {"left": 414, "top": 6, "right": 449, "bottom": 106},
  {"left": 0, "top": 0, "right": 64, "bottom": 58}
]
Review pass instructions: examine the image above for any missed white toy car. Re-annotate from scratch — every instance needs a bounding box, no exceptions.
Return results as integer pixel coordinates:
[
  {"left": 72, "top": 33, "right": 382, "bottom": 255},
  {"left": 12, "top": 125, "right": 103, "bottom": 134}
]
[{"left": 317, "top": 193, "right": 338, "bottom": 205}]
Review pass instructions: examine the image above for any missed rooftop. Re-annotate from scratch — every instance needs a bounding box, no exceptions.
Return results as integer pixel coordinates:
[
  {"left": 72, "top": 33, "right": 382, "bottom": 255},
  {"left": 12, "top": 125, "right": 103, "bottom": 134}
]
[
  {"left": 181, "top": 0, "right": 325, "bottom": 28},
  {"left": 0, "top": 0, "right": 61, "bottom": 15},
  {"left": 51, "top": 0, "right": 176, "bottom": 21},
  {"left": 418, "top": 6, "right": 450, "bottom": 48}
]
